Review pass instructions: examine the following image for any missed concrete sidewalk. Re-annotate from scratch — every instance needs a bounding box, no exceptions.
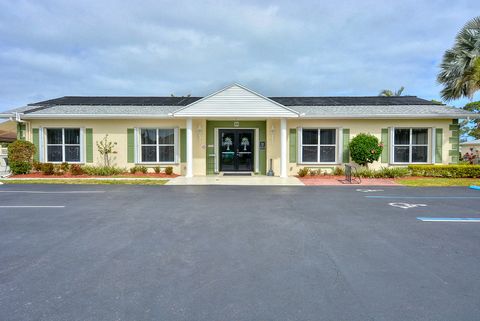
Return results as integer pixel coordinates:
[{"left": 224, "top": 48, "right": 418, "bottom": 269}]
[{"left": 166, "top": 175, "right": 304, "bottom": 186}]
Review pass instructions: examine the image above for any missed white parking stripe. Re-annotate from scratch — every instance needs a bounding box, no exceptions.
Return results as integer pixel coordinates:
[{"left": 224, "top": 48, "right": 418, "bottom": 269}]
[
  {"left": 0, "top": 191, "right": 105, "bottom": 194},
  {"left": 0, "top": 205, "right": 65, "bottom": 208},
  {"left": 417, "top": 217, "right": 480, "bottom": 222}
]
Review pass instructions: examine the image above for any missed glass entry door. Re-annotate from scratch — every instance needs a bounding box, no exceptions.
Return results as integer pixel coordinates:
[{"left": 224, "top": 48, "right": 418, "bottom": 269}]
[{"left": 219, "top": 129, "right": 254, "bottom": 172}]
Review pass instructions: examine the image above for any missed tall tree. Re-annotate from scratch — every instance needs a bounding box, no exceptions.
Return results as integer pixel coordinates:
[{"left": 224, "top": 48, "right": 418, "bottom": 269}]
[
  {"left": 460, "top": 101, "right": 480, "bottom": 139},
  {"left": 379, "top": 86, "right": 405, "bottom": 97},
  {"left": 437, "top": 16, "right": 480, "bottom": 101}
]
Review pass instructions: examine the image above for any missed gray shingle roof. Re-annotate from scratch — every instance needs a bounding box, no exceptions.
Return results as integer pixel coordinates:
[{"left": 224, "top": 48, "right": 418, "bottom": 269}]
[
  {"left": 23, "top": 105, "right": 180, "bottom": 115},
  {"left": 27, "top": 95, "right": 436, "bottom": 107},
  {"left": 293, "top": 104, "right": 469, "bottom": 117},
  {"left": 1, "top": 95, "right": 476, "bottom": 119}
]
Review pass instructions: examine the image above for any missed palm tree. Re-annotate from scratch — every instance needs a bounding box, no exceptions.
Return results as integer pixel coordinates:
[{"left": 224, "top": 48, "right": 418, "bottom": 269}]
[
  {"left": 437, "top": 16, "right": 480, "bottom": 101},
  {"left": 379, "top": 86, "right": 405, "bottom": 96}
]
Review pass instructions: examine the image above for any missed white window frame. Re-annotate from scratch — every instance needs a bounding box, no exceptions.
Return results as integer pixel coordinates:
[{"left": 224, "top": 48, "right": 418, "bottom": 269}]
[
  {"left": 392, "top": 127, "right": 429, "bottom": 164},
  {"left": 138, "top": 128, "right": 178, "bottom": 164},
  {"left": 45, "top": 127, "right": 83, "bottom": 163},
  {"left": 299, "top": 128, "right": 338, "bottom": 164}
]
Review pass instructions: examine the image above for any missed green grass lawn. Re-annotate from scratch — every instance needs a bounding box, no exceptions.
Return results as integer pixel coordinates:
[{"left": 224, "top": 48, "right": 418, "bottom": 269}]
[
  {"left": 397, "top": 178, "right": 480, "bottom": 187},
  {"left": 0, "top": 179, "right": 168, "bottom": 185}
]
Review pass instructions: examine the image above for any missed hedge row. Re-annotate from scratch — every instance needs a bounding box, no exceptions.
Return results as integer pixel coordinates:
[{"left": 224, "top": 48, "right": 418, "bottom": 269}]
[{"left": 408, "top": 165, "right": 480, "bottom": 178}]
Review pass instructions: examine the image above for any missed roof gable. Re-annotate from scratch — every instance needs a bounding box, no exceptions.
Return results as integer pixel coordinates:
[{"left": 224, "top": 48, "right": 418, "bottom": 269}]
[{"left": 172, "top": 84, "right": 299, "bottom": 118}]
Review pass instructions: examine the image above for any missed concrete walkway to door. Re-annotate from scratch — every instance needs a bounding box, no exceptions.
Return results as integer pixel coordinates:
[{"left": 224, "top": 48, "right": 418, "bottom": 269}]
[{"left": 165, "top": 176, "right": 304, "bottom": 186}]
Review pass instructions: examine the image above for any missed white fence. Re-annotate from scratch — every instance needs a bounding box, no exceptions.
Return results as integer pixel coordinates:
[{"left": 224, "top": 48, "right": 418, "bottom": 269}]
[{"left": 0, "top": 147, "right": 8, "bottom": 173}]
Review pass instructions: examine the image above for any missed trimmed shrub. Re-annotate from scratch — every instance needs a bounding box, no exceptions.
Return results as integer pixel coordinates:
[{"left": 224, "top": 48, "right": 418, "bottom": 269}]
[
  {"left": 41, "top": 163, "right": 55, "bottom": 175},
  {"left": 153, "top": 166, "right": 161, "bottom": 174},
  {"left": 129, "top": 165, "right": 148, "bottom": 174},
  {"left": 7, "top": 140, "right": 36, "bottom": 174},
  {"left": 32, "top": 161, "right": 43, "bottom": 172},
  {"left": 9, "top": 162, "right": 32, "bottom": 175},
  {"left": 60, "top": 162, "right": 70, "bottom": 172},
  {"left": 70, "top": 164, "right": 83, "bottom": 175},
  {"left": 376, "top": 167, "right": 409, "bottom": 178},
  {"left": 53, "top": 165, "right": 63, "bottom": 176},
  {"left": 165, "top": 166, "right": 173, "bottom": 175},
  {"left": 297, "top": 167, "right": 309, "bottom": 177},
  {"left": 355, "top": 167, "right": 409, "bottom": 178},
  {"left": 82, "top": 165, "right": 125, "bottom": 176},
  {"left": 333, "top": 166, "right": 345, "bottom": 176},
  {"left": 349, "top": 134, "right": 383, "bottom": 167},
  {"left": 408, "top": 165, "right": 480, "bottom": 178},
  {"left": 355, "top": 167, "right": 375, "bottom": 178}
]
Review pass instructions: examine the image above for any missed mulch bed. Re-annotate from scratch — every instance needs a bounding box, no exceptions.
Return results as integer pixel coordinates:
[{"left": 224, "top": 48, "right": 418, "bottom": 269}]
[
  {"left": 10, "top": 172, "right": 179, "bottom": 179},
  {"left": 297, "top": 174, "right": 400, "bottom": 186},
  {"left": 297, "top": 175, "right": 344, "bottom": 179}
]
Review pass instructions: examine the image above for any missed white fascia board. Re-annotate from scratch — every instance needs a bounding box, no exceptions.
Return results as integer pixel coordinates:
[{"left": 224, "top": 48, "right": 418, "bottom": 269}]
[
  {"left": 0, "top": 113, "right": 14, "bottom": 118},
  {"left": 173, "top": 83, "right": 300, "bottom": 116},
  {"left": 299, "top": 114, "right": 480, "bottom": 119},
  {"left": 172, "top": 114, "right": 299, "bottom": 118},
  {"left": 21, "top": 114, "right": 174, "bottom": 119}
]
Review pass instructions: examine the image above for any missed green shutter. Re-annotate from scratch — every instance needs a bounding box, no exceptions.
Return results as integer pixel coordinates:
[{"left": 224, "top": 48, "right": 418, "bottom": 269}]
[
  {"left": 381, "top": 128, "right": 389, "bottom": 163},
  {"left": 32, "top": 128, "right": 39, "bottom": 161},
  {"left": 435, "top": 128, "right": 443, "bottom": 164},
  {"left": 342, "top": 128, "right": 350, "bottom": 163},
  {"left": 127, "top": 128, "right": 135, "bottom": 163},
  {"left": 16, "top": 123, "right": 26, "bottom": 140},
  {"left": 180, "top": 129, "right": 186, "bottom": 162},
  {"left": 289, "top": 128, "right": 297, "bottom": 163},
  {"left": 449, "top": 120, "right": 460, "bottom": 164},
  {"left": 86, "top": 128, "right": 93, "bottom": 163}
]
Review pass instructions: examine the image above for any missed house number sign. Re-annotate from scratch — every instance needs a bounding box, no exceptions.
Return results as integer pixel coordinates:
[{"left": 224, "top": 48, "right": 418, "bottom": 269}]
[{"left": 234, "top": 121, "right": 239, "bottom": 127}]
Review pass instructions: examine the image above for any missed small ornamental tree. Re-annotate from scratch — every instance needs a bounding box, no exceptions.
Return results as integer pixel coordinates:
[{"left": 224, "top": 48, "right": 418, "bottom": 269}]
[
  {"left": 7, "top": 140, "right": 36, "bottom": 174},
  {"left": 96, "top": 134, "right": 118, "bottom": 167},
  {"left": 349, "top": 133, "right": 383, "bottom": 168}
]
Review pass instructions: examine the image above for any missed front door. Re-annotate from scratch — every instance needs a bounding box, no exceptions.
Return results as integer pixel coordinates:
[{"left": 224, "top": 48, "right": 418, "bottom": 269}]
[{"left": 219, "top": 129, "right": 254, "bottom": 172}]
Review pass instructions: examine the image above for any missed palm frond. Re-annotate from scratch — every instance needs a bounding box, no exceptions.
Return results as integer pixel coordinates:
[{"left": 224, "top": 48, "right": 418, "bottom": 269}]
[{"left": 438, "top": 16, "right": 480, "bottom": 101}]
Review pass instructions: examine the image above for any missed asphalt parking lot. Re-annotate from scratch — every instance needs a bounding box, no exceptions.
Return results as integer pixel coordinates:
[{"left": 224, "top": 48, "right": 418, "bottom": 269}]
[{"left": 0, "top": 184, "right": 479, "bottom": 321}]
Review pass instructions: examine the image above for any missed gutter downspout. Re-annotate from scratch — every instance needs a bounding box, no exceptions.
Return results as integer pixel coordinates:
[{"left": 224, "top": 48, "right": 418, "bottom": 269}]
[
  {"left": 14, "top": 112, "right": 26, "bottom": 123},
  {"left": 14, "top": 112, "right": 31, "bottom": 141}
]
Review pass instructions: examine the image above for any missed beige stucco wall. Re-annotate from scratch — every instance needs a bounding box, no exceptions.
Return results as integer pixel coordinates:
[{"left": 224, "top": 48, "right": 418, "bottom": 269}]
[
  {"left": 266, "top": 119, "right": 281, "bottom": 175},
  {"left": 25, "top": 117, "right": 454, "bottom": 176},
  {"left": 285, "top": 118, "right": 453, "bottom": 174},
  {"left": 26, "top": 118, "right": 209, "bottom": 175}
]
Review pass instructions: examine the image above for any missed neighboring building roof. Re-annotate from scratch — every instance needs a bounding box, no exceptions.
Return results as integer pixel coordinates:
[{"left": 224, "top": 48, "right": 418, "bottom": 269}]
[
  {"left": 0, "top": 120, "right": 16, "bottom": 142},
  {"left": 0, "top": 83, "right": 477, "bottom": 119},
  {"left": 460, "top": 139, "right": 480, "bottom": 145}
]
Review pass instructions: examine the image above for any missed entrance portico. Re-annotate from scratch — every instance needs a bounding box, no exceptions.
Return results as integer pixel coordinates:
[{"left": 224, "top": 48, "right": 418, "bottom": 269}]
[{"left": 173, "top": 84, "right": 299, "bottom": 177}]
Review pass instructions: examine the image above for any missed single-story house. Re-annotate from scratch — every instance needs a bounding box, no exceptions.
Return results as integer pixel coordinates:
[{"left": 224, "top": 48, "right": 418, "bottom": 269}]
[
  {"left": 460, "top": 139, "right": 480, "bottom": 156},
  {"left": 0, "top": 83, "right": 477, "bottom": 177}
]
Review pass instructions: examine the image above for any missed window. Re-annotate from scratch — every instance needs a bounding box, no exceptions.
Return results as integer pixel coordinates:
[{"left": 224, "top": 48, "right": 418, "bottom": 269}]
[
  {"left": 301, "top": 128, "right": 337, "bottom": 163},
  {"left": 140, "top": 128, "right": 176, "bottom": 163},
  {"left": 393, "top": 128, "right": 428, "bottom": 163},
  {"left": 46, "top": 128, "right": 81, "bottom": 162}
]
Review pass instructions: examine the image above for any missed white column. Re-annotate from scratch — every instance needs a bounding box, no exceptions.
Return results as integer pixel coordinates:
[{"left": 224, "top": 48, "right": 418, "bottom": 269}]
[
  {"left": 186, "top": 118, "right": 193, "bottom": 177},
  {"left": 280, "top": 118, "right": 288, "bottom": 178}
]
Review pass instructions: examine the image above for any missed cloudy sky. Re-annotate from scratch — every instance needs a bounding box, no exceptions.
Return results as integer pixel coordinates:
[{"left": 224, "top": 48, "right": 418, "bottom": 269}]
[{"left": 0, "top": 0, "right": 479, "bottom": 111}]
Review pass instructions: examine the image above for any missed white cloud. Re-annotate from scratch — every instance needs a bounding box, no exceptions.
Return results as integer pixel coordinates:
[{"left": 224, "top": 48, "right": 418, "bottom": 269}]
[{"left": 0, "top": 0, "right": 479, "bottom": 111}]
